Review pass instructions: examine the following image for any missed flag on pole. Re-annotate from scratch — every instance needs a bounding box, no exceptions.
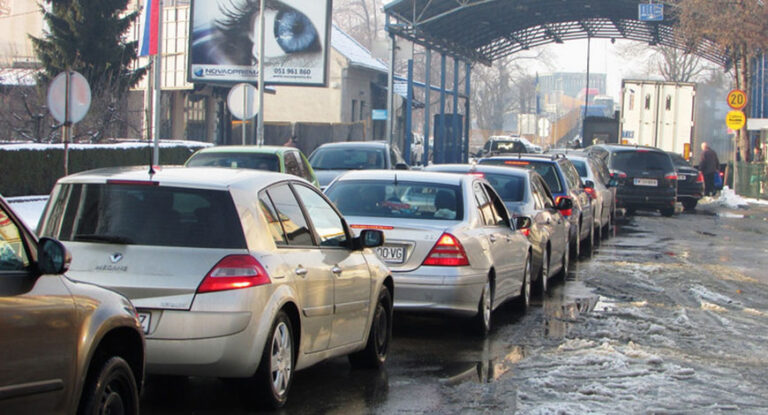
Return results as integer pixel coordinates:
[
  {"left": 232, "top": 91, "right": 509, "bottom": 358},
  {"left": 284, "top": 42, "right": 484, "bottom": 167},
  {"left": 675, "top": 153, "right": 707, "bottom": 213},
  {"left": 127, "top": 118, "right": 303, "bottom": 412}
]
[{"left": 138, "top": 0, "right": 160, "bottom": 56}]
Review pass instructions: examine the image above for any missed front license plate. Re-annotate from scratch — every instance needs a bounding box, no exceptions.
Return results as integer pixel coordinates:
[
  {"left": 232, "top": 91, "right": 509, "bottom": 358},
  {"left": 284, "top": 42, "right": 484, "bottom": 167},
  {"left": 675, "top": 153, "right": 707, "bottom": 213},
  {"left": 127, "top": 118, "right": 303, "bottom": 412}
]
[
  {"left": 634, "top": 178, "right": 658, "bottom": 187},
  {"left": 138, "top": 312, "right": 150, "bottom": 334},
  {"left": 375, "top": 245, "right": 405, "bottom": 264}
]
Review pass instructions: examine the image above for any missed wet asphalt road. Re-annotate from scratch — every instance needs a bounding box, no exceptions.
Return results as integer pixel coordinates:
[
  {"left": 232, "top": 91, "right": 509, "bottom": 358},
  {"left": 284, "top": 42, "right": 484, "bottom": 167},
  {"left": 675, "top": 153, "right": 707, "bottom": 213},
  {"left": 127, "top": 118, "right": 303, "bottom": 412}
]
[{"left": 140, "top": 200, "right": 768, "bottom": 414}]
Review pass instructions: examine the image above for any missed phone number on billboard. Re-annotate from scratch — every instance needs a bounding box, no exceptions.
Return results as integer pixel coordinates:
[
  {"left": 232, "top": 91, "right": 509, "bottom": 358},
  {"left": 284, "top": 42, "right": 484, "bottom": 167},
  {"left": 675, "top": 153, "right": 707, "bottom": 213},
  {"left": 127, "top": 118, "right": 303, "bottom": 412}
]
[{"left": 273, "top": 68, "right": 312, "bottom": 75}]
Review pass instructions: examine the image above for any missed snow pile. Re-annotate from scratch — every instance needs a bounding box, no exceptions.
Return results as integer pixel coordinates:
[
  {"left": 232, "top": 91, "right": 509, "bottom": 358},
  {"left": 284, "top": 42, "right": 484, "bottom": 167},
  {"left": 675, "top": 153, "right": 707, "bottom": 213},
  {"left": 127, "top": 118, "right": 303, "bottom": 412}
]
[{"left": 0, "top": 140, "right": 211, "bottom": 152}]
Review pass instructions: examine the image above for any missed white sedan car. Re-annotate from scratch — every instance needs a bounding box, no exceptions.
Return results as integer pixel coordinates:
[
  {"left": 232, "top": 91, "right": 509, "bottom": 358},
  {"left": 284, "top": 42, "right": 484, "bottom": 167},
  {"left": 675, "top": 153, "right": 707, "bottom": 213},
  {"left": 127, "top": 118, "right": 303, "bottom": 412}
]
[
  {"left": 325, "top": 170, "right": 532, "bottom": 336},
  {"left": 37, "top": 167, "right": 393, "bottom": 409}
]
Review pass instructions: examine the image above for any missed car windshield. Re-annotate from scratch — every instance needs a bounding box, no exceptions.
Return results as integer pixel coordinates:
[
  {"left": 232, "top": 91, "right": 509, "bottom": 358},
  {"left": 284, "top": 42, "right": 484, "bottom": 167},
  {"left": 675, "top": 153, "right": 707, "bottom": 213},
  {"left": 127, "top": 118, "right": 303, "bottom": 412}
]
[
  {"left": 186, "top": 152, "right": 280, "bottom": 171},
  {"left": 482, "top": 173, "right": 526, "bottom": 202},
  {"left": 326, "top": 180, "right": 463, "bottom": 220},
  {"left": 309, "top": 148, "right": 386, "bottom": 170},
  {"left": 41, "top": 183, "right": 246, "bottom": 249},
  {"left": 611, "top": 151, "right": 674, "bottom": 172},
  {"left": 479, "top": 159, "right": 563, "bottom": 193}
]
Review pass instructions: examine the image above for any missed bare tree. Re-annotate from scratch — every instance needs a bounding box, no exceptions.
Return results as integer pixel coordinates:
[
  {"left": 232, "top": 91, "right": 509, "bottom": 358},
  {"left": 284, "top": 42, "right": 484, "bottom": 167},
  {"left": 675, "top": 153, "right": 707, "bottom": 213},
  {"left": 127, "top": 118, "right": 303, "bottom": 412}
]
[
  {"left": 333, "top": 0, "right": 385, "bottom": 49},
  {"left": 615, "top": 42, "right": 707, "bottom": 82}
]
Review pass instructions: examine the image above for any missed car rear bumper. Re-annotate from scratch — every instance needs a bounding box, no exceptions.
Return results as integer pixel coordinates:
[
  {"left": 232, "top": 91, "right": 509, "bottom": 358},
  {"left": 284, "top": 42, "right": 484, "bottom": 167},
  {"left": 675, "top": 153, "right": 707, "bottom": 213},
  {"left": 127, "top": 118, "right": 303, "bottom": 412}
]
[
  {"left": 617, "top": 193, "right": 676, "bottom": 209},
  {"left": 392, "top": 267, "right": 487, "bottom": 316}
]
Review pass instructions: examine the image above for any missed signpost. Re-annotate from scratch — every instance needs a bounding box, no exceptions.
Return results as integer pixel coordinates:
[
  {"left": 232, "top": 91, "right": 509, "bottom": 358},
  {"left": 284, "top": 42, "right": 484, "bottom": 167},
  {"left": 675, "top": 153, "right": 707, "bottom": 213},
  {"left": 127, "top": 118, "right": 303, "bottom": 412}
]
[
  {"left": 227, "top": 83, "right": 259, "bottom": 145},
  {"left": 639, "top": 3, "right": 664, "bottom": 21},
  {"left": 47, "top": 71, "right": 92, "bottom": 176}
]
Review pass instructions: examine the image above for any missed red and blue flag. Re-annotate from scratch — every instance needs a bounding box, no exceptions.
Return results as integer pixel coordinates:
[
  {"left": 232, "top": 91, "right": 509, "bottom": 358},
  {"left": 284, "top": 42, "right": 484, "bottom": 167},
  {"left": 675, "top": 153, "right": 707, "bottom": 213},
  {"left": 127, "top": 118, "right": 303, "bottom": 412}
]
[{"left": 138, "top": 0, "right": 160, "bottom": 56}]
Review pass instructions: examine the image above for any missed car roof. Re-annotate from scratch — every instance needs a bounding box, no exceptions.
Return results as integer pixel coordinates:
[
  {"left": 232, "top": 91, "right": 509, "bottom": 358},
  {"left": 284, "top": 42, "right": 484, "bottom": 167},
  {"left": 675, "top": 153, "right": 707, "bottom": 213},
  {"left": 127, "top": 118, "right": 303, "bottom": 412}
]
[
  {"left": 191, "top": 145, "right": 298, "bottom": 155},
  {"left": 588, "top": 144, "right": 665, "bottom": 153},
  {"left": 481, "top": 153, "right": 566, "bottom": 163},
  {"left": 425, "top": 163, "right": 533, "bottom": 178},
  {"left": 313, "top": 141, "right": 389, "bottom": 150},
  {"left": 331, "top": 169, "right": 469, "bottom": 186},
  {"left": 55, "top": 165, "right": 306, "bottom": 191}
]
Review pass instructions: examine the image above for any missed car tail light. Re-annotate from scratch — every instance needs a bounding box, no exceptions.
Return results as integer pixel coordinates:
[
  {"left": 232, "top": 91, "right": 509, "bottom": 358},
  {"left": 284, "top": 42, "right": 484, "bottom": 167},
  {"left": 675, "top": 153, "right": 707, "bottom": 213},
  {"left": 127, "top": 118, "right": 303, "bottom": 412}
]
[
  {"left": 197, "top": 255, "right": 271, "bottom": 293},
  {"left": 610, "top": 170, "right": 627, "bottom": 179},
  {"left": 555, "top": 196, "right": 573, "bottom": 217},
  {"left": 520, "top": 228, "right": 531, "bottom": 237},
  {"left": 469, "top": 172, "right": 485, "bottom": 178},
  {"left": 584, "top": 186, "right": 597, "bottom": 200},
  {"left": 350, "top": 224, "right": 394, "bottom": 230},
  {"left": 696, "top": 172, "right": 704, "bottom": 183},
  {"left": 422, "top": 233, "right": 469, "bottom": 266},
  {"left": 664, "top": 172, "right": 678, "bottom": 181}
]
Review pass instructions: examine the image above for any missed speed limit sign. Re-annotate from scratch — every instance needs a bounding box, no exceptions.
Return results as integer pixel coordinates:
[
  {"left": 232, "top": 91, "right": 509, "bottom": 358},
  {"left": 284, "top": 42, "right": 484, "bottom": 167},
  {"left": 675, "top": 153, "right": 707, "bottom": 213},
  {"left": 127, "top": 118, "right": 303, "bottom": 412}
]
[{"left": 727, "top": 89, "right": 747, "bottom": 110}]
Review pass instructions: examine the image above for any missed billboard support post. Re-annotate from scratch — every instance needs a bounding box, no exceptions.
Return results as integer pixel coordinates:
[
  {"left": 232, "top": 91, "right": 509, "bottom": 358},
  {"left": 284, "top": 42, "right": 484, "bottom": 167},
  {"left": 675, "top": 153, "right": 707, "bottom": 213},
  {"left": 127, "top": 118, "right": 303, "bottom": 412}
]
[
  {"left": 152, "top": 1, "right": 163, "bottom": 166},
  {"left": 256, "top": 0, "right": 266, "bottom": 146}
]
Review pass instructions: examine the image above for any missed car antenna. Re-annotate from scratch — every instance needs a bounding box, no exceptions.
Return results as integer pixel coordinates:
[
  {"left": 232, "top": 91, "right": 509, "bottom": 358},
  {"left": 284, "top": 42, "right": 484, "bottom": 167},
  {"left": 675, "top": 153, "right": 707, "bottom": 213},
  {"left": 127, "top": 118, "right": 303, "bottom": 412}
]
[
  {"left": 394, "top": 173, "right": 398, "bottom": 186},
  {"left": 148, "top": 140, "right": 156, "bottom": 177}
]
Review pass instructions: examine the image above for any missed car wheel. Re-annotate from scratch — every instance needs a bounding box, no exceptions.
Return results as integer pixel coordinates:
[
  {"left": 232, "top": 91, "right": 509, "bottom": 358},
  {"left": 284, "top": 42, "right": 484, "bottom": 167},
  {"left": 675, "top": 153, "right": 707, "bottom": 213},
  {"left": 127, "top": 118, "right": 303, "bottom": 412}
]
[
  {"left": 682, "top": 199, "right": 697, "bottom": 211},
  {"left": 517, "top": 255, "right": 531, "bottom": 311},
  {"left": 78, "top": 356, "right": 139, "bottom": 415},
  {"left": 660, "top": 206, "right": 675, "bottom": 217},
  {"left": 349, "top": 286, "right": 392, "bottom": 368},
  {"left": 537, "top": 248, "right": 549, "bottom": 296},
  {"left": 473, "top": 278, "right": 493, "bottom": 336},
  {"left": 255, "top": 311, "right": 294, "bottom": 409}
]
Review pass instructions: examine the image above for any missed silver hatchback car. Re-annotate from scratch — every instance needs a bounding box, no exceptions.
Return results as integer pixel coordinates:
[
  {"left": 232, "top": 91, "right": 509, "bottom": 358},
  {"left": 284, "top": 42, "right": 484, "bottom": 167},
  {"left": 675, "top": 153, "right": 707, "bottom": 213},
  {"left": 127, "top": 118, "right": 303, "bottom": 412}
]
[
  {"left": 325, "top": 170, "right": 532, "bottom": 336},
  {"left": 37, "top": 167, "right": 393, "bottom": 409}
]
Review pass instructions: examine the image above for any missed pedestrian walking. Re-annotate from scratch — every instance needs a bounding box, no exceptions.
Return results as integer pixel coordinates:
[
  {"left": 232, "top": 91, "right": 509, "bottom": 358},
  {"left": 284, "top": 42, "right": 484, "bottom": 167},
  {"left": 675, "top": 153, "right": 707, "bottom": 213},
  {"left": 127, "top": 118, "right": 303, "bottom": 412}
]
[{"left": 699, "top": 142, "right": 720, "bottom": 196}]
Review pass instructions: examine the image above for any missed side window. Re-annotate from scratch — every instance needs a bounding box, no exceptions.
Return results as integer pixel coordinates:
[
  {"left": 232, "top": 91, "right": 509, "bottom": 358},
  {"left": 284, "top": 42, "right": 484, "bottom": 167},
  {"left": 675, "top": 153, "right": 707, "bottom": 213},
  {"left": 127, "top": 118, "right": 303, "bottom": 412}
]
[
  {"left": 0, "top": 207, "right": 30, "bottom": 271},
  {"left": 483, "top": 184, "right": 509, "bottom": 226},
  {"left": 529, "top": 180, "right": 545, "bottom": 210},
  {"left": 297, "top": 153, "right": 313, "bottom": 182},
  {"left": 535, "top": 178, "right": 555, "bottom": 209},
  {"left": 473, "top": 182, "right": 495, "bottom": 226},
  {"left": 284, "top": 152, "right": 301, "bottom": 177},
  {"left": 562, "top": 162, "right": 581, "bottom": 189},
  {"left": 265, "top": 184, "right": 315, "bottom": 246},
  {"left": 258, "top": 191, "right": 287, "bottom": 246},
  {"left": 293, "top": 185, "right": 348, "bottom": 247}
]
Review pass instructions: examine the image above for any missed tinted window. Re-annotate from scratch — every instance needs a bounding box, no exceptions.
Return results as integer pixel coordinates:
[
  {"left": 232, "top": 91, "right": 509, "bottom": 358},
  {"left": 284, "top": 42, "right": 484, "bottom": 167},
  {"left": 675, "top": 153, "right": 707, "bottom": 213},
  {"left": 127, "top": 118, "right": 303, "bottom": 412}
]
[
  {"left": 309, "top": 147, "right": 386, "bottom": 170},
  {"left": 294, "top": 185, "right": 348, "bottom": 247},
  {"left": 483, "top": 173, "right": 526, "bottom": 202},
  {"left": 0, "top": 206, "right": 30, "bottom": 270},
  {"left": 610, "top": 151, "right": 674, "bottom": 172},
  {"left": 326, "top": 180, "right": 463, "bottom": 220},
  {"left": 668, "top": 153, "right": 691, "bottom": 167},
  {"left": 258, "top": 192, "right": 287, "bottom": 246},
  {"left": 42, "top": 184, "right": 246, "bottom": 249},
  {"left": 186, "top": 152, "right": 279, "bottom": 171},
  {"left": 266, "top": 184, "right": 315, "bottom": 246}
]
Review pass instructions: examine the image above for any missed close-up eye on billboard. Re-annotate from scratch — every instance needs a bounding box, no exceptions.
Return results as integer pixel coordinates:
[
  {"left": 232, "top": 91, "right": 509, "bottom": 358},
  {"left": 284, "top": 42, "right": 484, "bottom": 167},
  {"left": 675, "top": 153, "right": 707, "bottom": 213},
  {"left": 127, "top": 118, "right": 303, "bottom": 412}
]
[{"left": 188, "top": 0, "right": 331, "bottom": 86}]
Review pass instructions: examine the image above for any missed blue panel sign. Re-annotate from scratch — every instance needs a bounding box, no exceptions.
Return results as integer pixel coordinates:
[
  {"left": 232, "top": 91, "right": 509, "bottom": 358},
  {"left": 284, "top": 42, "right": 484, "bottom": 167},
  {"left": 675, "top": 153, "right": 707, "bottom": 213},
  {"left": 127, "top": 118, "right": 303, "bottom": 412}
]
[
  {"left": 372, "top": 109, "right": 387, "bottom": 120},
  {"left": 639, "top": 4, "right": 664, "bottom": 21}
]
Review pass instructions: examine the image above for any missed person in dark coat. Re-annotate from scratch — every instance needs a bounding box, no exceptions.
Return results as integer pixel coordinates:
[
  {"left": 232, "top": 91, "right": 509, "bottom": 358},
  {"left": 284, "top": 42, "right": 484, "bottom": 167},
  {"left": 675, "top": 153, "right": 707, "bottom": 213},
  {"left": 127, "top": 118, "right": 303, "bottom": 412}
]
[{"left": 699, "top": 142, "right": 720, "bottom": 196}]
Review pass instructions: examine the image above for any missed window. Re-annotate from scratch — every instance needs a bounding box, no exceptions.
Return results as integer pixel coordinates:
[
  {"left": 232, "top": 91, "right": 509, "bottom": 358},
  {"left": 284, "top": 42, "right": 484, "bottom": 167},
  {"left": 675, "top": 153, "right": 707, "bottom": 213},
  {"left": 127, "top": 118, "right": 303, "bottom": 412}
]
[
  {"left": 294, "top": 185, "right": 347, "bottom": 247},
  {"left": 645, "top": 94, "right": 651, "bottom": 110},
  {"left": 283, "top": 151, "right": 301, "bottom": 176},
  {"left": 629, "top": 93, "right": 635, "bottom": 111},
  {"left": 473, "top": 182, "right": 496, "bottom": 226},
  {"left": 360, "top": 100, "right": 366, "bottom": 121},
  {"left": 483, "top": 184, "right": 508, "bottom": 226},
  {"left": 265, "top": 184, "right": 314, "bottom": 246},
  {"left": 258, "top": 192, "right": 287, "bottom": 246},
  {"left": 352, "top": 100, "right": 358, "bottom": 122},
  {"left": 665, "top": 95, "right": 672, "bottom": 111},
  {"left": 0, "top": 207, "right": 30, "bottom": 271}
]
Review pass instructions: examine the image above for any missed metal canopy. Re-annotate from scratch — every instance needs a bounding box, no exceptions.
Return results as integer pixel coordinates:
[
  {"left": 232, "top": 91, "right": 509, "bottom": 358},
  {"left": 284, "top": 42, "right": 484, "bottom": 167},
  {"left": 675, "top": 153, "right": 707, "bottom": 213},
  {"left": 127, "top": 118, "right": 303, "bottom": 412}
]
[{"left": 384, "top": 0, "right": 725, "bottom": 65}]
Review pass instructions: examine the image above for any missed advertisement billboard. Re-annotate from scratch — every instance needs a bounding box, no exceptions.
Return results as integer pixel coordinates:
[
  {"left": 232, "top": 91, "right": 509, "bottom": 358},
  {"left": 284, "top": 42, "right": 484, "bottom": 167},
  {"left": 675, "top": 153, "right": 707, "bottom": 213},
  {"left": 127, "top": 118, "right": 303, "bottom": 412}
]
[{"left": 188, "top": 0, "right": 331, "bottom": 86}]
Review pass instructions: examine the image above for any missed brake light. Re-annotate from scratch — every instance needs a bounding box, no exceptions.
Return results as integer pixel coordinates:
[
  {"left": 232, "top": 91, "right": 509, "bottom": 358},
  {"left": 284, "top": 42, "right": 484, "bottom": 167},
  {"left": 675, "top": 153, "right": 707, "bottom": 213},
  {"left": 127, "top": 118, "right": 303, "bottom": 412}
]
[
  {"left": 504, "top": 161, "right": 530, "bottom": 166},
  {"left": 696, "top": 172, "right": 704, "bottom": 183},
  {"left": 350, "top": 224, "right": 394, "bottom": 230},
  {"left": 664, "top": 172, "right": 678, "bottom": 181},
  {"left": 555, "top": 196, "right": 573, "bottom": 217},
  {"left": 584, "top": 186, "right": 597, "bottom": 200},
  {"left": 422, "top": 233, "right": 469, "bottom": 266},
  {"left": 197, "top": 255, "right": 271, "bottom": 293}
]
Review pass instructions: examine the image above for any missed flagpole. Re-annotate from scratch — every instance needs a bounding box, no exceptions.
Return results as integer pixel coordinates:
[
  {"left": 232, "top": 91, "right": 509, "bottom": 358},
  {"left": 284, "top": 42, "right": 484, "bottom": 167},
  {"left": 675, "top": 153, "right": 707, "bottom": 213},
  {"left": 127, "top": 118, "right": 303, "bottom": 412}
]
[{"left": 151, "top": 0, "right": 163, "bottom": 165}]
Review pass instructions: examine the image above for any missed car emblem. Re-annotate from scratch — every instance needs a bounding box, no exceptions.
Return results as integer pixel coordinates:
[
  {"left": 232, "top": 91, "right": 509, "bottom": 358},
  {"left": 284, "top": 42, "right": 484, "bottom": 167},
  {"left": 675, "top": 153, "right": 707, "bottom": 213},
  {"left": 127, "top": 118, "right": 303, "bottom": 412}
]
[{"left": 110, "top": 253, "right": 123, "bottom": 263}]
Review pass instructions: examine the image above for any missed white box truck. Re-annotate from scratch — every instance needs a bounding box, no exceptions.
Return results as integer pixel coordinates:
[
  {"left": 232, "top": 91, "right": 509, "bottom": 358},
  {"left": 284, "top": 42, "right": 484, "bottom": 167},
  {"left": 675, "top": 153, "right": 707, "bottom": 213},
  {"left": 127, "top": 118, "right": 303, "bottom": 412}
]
[{"left": 620, "top": 80, "right": 696, "bottom": 158}]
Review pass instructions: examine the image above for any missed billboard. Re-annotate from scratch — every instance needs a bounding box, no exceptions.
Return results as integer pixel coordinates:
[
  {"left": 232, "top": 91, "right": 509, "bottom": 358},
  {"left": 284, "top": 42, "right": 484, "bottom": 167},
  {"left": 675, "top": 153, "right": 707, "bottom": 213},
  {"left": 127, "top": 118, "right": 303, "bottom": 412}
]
[{"left": 188, "top": 0, "right": 331, "bottom": 86}]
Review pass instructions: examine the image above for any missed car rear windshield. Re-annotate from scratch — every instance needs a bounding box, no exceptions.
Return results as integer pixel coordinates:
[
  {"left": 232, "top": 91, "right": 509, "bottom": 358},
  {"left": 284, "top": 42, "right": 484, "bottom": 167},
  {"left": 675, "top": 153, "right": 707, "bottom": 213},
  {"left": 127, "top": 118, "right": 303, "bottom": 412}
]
[
  {"left": 186, "top": 152, "right": 279, "bottom": 172},
  {"left": 570, "top": 159, "right": 588, "bottom": 177},
  {"left": 482, "top": 173, "right": 526, "bottom": 202},
  {"left": 479, "top": 159, "right": 563, "bottom": 193},
  {"left": 610, "top": 151, "right": 674, "bottom": 172},
  {"left": 668, "top": 153, "right": 691, "bottom": 167},
  {"left": 326, "top": 180, "right": 463, "bottom": 220},
  {"left": 41, "top": 183, "right": 246, "bottom": 249},
  {"left": 309, "top": 148, "right": 386, "bottom": 170}
]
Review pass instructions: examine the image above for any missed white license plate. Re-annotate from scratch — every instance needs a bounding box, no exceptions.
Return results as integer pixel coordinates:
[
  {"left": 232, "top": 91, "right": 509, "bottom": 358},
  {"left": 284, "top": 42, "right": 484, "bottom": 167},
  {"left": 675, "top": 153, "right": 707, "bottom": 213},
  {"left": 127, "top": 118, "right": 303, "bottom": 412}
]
[
  {"left": 138, "top": 312, "right": 150, "bottom": 334},
  {"left": 677, "top": 175, "right": 687, "bottom": 181},
  {"left": 634, "top": 178, "right": 658, "bottom": 187},
  {"left": 375, "top": 245, "right": 405, "bottom": 263}
]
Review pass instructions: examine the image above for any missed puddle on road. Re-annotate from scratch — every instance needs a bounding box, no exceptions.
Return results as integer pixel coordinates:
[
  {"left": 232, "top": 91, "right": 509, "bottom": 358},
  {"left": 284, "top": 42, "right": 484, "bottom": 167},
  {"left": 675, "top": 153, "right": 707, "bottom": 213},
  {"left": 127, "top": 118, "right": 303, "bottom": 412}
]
[{"left": 542, "top": 280, "right": 602, "bottom": 339}]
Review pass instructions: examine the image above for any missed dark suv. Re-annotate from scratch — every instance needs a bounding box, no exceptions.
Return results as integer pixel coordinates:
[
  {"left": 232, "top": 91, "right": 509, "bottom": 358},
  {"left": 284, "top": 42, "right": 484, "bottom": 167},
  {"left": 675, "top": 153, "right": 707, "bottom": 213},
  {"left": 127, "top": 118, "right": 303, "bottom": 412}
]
[
  {"left": 587, "top": 144, "right": 677, "bottom": 217},
  {"left": 479, "top": 153, "right": 596, "bottom": 258}
]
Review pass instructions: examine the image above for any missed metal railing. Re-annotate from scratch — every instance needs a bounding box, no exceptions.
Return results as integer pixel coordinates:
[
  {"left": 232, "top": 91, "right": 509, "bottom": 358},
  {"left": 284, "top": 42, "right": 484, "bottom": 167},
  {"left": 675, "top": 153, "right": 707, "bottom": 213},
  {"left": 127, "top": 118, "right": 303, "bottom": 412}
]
[{"left": 732, "top": 162, "right": 768, "bottom": 200}]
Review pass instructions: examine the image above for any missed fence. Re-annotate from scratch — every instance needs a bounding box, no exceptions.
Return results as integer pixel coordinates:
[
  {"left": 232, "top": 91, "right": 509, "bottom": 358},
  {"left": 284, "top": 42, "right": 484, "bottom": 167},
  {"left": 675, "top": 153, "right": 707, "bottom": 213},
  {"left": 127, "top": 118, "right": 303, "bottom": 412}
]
[{"left": 731, "top": 162, "right": 768, "bottom": 200}]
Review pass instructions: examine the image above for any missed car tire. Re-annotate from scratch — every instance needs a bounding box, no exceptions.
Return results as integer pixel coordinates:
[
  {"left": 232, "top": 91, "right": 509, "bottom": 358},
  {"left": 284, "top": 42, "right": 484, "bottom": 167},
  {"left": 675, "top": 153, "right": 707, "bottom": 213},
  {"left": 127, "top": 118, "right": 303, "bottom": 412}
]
[
  {"left": 254, "top": 311, "right": 294, "bottom": 409},
  {"left": 473, "top": 278, "right": 493, "bottom": 336},
  {"left": 536, "top": 248, "right": 549, "bottom": 297},
  {"left": 78, "top": 356, "right": 140, "bottom": 415},
  {"left": 517, "top": 254, "right": 532, "bottom": 311},
  {"left": 660, "top": 206, "right": 675, "bottom": 217},
  {"left": 349, "top": 286, "right": 392, "bottom": 368},
  {"left": 682, "top": 200, "right": 698, "bottom": 211}
]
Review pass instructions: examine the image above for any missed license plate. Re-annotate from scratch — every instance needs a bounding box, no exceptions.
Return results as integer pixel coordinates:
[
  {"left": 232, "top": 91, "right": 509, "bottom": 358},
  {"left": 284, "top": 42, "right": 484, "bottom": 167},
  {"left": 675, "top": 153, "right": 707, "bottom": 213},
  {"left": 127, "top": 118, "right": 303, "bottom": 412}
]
[
  {"left": 138, "top": 312, "right": 150, "bottom": 334},
  {"left": 375, "top": 245, "right": 405, "bottom": 263},
  {"left": 634, "top": 178, "right": 658, "bottom": 187},
  {"left": 677, "top": 175, "right": 687, "bottom": 181}
]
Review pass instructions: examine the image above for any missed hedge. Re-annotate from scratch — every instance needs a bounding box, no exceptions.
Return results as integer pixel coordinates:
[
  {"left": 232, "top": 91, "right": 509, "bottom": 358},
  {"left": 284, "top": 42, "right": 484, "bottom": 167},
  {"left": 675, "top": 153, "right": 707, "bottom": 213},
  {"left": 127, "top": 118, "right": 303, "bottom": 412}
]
[{"left": 0, "top": 141, "right": 209, "bottom": 197}]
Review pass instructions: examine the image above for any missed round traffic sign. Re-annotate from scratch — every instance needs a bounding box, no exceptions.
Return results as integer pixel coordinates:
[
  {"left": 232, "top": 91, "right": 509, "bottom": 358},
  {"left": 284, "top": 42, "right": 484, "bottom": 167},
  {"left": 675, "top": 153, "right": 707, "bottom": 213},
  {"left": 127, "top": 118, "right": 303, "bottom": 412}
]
[
  {"left": 227, "top": 83, "right": 259, "bottom": 120},
  {"left": 727, "top": 89, "right": 747, "bottom": 110},
  {"left": 47, "top": 71, "right": 92, "bottom": 124},
  {"left": 726, "top": 110, "right": 746, "bottom": 130}
]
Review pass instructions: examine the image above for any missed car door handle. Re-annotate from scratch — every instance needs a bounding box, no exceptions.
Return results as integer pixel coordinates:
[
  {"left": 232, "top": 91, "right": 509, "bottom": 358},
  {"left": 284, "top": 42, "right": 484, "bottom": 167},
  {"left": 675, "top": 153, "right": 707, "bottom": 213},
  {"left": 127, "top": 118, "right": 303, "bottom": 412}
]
[
  {"left": 331, "top": 266, "right": 343, "bottom": 275},
  {"left": 295, "top": 267, "right": 308, "bottom": 277}
]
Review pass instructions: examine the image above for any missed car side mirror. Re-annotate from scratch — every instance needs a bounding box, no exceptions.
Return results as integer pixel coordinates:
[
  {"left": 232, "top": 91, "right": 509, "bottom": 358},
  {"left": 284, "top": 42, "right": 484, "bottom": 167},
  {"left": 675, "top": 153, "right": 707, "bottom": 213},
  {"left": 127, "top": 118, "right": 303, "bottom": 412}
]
[
  {"left": 584, "top": 180, "right": 595, "bottom": 189},
  {"left": 555, "top": 197, "right": 573, "bottom": 210},
  {"left": 395, "top": 162, "right": 410, "bottom": 170},
  {"left": 357, "top": 229, "right": 385, "bottom": 250},
  {"left": 608, "top": 178, "right": 618, "bottom": 187},
  {"left": 37, "top": 237, "right": 71, "bottom": 275},
  {"left": 513, "top": 216, "right": 532, "bottom": 231}
]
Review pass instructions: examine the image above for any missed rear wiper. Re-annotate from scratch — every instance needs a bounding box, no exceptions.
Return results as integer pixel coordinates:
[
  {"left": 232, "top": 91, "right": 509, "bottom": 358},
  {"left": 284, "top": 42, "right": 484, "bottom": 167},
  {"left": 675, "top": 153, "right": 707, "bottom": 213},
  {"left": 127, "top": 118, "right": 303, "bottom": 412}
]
[{"left": 73, "top": 234, "right": 134, "bottom": 244}]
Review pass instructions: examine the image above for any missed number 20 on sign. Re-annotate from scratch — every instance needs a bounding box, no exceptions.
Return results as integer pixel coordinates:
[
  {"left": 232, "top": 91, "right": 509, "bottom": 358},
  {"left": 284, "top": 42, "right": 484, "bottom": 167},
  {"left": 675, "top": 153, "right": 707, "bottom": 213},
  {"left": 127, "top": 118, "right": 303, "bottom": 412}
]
[{"left": 727, "top": 89, "right": 747, "bottom": 110}]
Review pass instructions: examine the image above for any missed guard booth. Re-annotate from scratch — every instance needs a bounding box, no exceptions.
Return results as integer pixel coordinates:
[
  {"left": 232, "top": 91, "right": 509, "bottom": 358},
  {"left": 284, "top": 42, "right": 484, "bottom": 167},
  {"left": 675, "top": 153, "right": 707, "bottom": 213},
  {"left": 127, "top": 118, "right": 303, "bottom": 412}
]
[{"left": 433, "top": 114, "right": 463, "bottom": 164}]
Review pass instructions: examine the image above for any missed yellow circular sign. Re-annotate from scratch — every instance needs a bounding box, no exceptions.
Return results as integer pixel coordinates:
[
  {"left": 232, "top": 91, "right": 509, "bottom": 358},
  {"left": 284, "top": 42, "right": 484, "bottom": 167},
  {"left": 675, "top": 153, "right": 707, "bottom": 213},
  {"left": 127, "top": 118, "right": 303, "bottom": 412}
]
[
  {"left": 726, "top": 110, "right": 746, "bottom": 130},
  {"left": 727, "top": 89, "right": 747, "bottom": 110}
]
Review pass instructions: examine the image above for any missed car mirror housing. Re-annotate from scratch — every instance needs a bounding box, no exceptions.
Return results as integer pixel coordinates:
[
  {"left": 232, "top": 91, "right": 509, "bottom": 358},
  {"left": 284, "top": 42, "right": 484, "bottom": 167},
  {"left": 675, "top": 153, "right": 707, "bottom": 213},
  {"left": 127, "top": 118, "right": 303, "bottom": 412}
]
[
  {"left": 513, "top": 216, "right": 532, "bottom": 231},
  {"left": 37, "top": 237, "right": 72, "bottom": 275},
  {"left": 357, "top": 229, "right": 385, "bottom": 250},
  {"left": 584, "top": 180, "right": 595, "bottom": 188},
  {"left": 555, "top": 197, "right": 574, "bottom": 210},
  {"left": 395, "top": 162, "right": 410, "bottom": 170}
]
